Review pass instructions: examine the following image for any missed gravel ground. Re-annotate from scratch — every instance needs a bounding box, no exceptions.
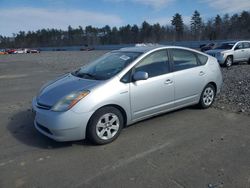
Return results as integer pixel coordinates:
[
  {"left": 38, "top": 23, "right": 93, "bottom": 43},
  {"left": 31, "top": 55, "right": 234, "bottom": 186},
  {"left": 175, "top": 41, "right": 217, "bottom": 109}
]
[
  {"left": 213, "top": 63, "right": 250, "bottom": 115},
  {"left": 0, "top": 51, "right": 249, "bottom": 116}
]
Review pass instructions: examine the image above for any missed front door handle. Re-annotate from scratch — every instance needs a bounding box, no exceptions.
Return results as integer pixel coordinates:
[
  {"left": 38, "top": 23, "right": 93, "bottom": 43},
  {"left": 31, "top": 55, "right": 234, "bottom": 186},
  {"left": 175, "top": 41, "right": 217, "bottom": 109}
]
[
  {"left": 199, "top": 71, "right": 205, "bottom": 76},
  {"left": 165, "top": 79, "right": 173, "bottom": 85}
]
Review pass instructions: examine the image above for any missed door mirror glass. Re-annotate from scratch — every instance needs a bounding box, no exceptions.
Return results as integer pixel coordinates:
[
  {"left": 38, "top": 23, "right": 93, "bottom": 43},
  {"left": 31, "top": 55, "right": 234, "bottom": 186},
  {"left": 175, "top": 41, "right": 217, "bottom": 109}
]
[{"left": 133, "top": 71, "right": 149, "bottom": 81}]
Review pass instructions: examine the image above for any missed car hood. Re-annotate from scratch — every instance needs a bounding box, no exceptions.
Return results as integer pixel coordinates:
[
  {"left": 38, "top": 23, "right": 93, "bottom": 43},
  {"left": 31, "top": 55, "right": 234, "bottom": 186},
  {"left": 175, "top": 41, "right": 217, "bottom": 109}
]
[
  {"left": 37, "top": 73, "right": 102, "bottom": 107},
  {"left": 206, "top": 49, "right": 230, "bottom": 54}
]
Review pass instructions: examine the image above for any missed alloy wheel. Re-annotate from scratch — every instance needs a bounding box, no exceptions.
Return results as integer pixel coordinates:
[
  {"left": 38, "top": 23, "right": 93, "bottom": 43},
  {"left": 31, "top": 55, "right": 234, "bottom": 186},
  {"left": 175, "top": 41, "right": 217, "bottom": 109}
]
[
  {"left": 96, "top": 113, "right": 120, "bottom": 140},
  {"left": 203, "top": 87, "right": 215, "bottom": 106}
]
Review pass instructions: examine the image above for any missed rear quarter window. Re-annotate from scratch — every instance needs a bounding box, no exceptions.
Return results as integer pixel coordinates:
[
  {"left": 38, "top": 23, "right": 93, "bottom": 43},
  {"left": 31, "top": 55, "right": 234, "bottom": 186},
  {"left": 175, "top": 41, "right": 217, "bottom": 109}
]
[{"left": 197, "top": 53, "right": 208, "bottom": 65}]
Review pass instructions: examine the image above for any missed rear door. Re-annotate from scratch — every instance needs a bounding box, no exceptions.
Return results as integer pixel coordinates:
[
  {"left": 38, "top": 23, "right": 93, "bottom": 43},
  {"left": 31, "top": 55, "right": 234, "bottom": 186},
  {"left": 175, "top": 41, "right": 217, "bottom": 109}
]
[
  {"left": 169, "top": 48, "right": 206, "bottom": 107},
  {"left": 129, "top": 49, "right": 175, "bottom": 120}
]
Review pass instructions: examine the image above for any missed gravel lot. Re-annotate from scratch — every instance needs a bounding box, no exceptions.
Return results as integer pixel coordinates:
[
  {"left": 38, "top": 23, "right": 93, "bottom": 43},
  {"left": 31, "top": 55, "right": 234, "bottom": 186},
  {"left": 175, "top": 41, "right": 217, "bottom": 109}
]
[
  {"left": 213, "top": 63, "right": 250, "bottom": 115},
  {"left": 0, "top": 51, "right": 250, "bottom": 188}
]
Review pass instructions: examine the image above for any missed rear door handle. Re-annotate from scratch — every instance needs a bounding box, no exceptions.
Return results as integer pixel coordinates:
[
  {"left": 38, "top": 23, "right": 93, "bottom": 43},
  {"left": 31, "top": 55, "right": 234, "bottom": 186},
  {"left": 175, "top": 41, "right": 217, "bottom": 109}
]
[
  {"left": 165, "top": 79, "right": 173, "bottom": 85},
  {"left": 199, "top": 71, "right": 205, "bottom": 76}
]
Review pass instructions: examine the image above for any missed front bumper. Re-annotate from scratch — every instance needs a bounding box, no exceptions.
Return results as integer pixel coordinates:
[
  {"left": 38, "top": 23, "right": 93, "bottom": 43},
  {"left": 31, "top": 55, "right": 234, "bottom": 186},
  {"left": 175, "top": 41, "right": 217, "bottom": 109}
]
[
  {"left": 206, "top": 53, "right": 226, "bottom": 65},
  {"left": 217, "top": 56, "right": 226, "bottom": 65},
  {"left": 32, "top": 98, "right": 93, "bottom": 142}
]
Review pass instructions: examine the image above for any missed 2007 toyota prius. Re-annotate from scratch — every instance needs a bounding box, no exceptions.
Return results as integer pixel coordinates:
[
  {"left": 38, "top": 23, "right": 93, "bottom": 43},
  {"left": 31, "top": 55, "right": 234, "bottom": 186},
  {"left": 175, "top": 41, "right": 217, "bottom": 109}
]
[{"left": 32, "top": 46, "right": 222, "bottom": 144}]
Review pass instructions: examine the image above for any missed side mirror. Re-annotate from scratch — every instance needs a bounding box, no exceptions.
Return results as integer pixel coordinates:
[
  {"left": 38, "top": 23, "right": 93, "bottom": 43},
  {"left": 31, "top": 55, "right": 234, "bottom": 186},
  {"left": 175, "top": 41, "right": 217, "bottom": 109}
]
[{"left": 133, "top": 71, "right": 149, "bottom": 81}]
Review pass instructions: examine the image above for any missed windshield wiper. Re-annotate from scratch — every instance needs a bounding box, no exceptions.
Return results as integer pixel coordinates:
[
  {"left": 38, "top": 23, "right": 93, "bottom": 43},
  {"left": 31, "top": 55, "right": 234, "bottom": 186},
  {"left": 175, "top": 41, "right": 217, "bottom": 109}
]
[{"left": 76, "top": 72, "right": 97, "bottom": 80}]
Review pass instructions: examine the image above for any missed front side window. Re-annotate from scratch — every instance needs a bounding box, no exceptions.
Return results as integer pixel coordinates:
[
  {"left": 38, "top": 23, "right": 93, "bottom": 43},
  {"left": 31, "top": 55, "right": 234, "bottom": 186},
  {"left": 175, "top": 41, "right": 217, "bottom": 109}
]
[
  {"left": 72, "top": 51, "right": 142, "bottom": 80},
  {"left": 171, "top": 49, "right": 199, "bottom": 71},
  {"left": 235, "top": 43, "right": 244, "bottom": 50},
  {"left": 134, "top": 50, "right": 170, "bottom": 78}
]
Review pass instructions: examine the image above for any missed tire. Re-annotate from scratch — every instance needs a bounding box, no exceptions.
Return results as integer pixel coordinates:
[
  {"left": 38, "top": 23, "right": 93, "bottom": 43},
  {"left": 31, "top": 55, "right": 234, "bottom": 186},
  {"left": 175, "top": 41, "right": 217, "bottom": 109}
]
[
  {"left": 224, "top": 56, "right": 233, "bottom": 67},
  {"left": 198, "top": 84, "right": 216, "bottom": 109},
  {"left": 248, "top": 58, "right": 250, "bottom": 65},
  {"left": 86, "top": 106, "right": 124, "bottom": 145}
]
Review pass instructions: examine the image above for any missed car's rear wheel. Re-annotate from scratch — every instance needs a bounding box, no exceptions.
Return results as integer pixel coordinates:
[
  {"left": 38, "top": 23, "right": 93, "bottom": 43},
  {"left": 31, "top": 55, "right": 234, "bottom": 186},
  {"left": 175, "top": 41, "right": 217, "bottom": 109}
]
[
  {"left": 87, "top": 106, "right": 124, "bottom": 145},
  {"left": 224, "top": 56, "right": 233, "bottom": 67},
  {"left": 198, "top": 84, "right": 216, "bottom": 109},
  {"left": 248, "top": 58, "right": 250, "bottom": 65}
]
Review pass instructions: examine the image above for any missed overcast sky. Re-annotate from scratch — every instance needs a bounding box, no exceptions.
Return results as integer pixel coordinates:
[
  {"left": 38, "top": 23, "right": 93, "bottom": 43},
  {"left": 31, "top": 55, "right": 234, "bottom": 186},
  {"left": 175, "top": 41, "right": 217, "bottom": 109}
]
[{"left": 0, "top": 0, "right": 250, "bottom": 36}]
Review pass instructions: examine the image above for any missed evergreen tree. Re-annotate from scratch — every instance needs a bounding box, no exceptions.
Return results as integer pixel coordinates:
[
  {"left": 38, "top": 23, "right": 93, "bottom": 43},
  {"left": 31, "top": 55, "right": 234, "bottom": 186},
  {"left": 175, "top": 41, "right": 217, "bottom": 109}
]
[
  {"left": 171, "top": 13, "right": 184, "bottom": 41},
  {"left": 190, "top": 10, "right": 202, "bottom": 40},
  {"left": 214, "top": 15, "right": 222, "bottom": 39}
]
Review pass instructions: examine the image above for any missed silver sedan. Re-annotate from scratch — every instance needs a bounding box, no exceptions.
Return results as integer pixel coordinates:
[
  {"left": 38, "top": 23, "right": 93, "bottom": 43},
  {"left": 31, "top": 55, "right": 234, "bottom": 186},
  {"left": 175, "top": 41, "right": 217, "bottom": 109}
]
[{"left": 32, "top": 46, "right": 223, "bottom": 144}]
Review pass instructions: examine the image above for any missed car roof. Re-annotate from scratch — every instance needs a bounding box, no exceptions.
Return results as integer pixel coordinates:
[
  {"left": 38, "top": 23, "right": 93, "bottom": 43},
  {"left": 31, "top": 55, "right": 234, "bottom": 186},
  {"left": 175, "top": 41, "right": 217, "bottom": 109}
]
[
  {"left": 118, "top": 45, "right": 166, "bottom": 53},
  {"left": 222, "top": 40, "right": 250, "bottom": 44},
  {"left": 221, "top": 41, "right": 237, "bottom": 44}
]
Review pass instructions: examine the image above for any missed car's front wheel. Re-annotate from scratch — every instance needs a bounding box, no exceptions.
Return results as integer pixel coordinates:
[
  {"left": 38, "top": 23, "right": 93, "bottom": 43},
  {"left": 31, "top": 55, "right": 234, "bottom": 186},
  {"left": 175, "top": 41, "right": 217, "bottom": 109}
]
[
  {"left": 198, "top": 84, "right": 216, "bottom": 109},
  {"left": 87, "top": 106, "right": 124, "bottom": 145},
  {"left": 224, "top": 56, "right": 233, "bottom": 67}
]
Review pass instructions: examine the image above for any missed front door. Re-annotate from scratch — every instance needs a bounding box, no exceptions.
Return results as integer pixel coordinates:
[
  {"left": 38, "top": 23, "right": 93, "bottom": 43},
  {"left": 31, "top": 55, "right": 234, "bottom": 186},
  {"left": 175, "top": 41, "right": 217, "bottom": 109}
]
[{"left": 130, "top": 50, "right": 175, "bottom": 120}]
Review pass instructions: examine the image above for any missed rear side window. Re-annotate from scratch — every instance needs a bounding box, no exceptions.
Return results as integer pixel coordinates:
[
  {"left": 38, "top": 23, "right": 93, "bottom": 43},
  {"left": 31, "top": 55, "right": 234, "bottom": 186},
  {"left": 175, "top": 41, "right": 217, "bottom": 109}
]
[
  {"left": 197, "top": 53, "right": 208, "bottom": 65},
  {"left": 135, "top": 50, "right": 170, "bottom": 78},
  {"left": 243, "top": 42, "right": 250, "bottom": 49},
  {"left": 171, "top": 49, "right": 199, "bottom": 71}
]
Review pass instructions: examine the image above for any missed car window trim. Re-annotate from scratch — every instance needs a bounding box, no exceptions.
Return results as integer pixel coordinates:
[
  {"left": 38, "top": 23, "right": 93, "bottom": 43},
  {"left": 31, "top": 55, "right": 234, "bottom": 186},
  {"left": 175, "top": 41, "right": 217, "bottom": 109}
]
[
  {"left": 243, "top": 42, "right": 250, "bottom": 49},
  {"left": 120, "top": 49, "right": 171, "bottom": 83},
  {"left": 169, "top": 48, "right": 203, "bottom": 72}
]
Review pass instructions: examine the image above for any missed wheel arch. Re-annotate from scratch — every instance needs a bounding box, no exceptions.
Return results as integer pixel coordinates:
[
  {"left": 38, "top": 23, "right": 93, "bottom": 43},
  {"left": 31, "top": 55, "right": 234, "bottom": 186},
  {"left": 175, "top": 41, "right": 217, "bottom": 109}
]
[
  {"left": 225, "top": 54, "right": 234, "bottom": 63},
  {"left": 207, "top": 82, "right": 217, "bottom": 94},
  {"left": 86, "top": 104, "right": 128, "bottom": 131}
]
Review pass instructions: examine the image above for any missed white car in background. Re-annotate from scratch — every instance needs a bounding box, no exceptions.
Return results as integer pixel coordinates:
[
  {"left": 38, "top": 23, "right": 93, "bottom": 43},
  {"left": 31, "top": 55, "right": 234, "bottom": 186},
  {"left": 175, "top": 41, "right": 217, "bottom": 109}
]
[
  {"left": 14, "top": 48, "right": 29, "bottom": 54},
  {"left": 205, "top": 41, "right": 250, "bottom": 67}
]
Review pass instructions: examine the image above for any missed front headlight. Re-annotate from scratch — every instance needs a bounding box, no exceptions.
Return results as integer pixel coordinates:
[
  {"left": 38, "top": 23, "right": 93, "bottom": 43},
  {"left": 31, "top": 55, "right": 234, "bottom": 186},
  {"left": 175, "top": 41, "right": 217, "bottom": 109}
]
[
  {"left": 52, "top": 90, "right": 90, "bottom": 112},
  {"left": 216, "top": 52, "right": 224, "bottom": 57}
]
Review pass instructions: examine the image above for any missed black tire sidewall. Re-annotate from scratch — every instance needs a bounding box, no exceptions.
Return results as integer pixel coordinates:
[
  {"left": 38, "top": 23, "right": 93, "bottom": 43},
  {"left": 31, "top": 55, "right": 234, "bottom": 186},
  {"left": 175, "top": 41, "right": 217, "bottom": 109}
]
[
  {"left": 87, "top": 106, "right": 124, "bottom": 145},
  {"left": 199, "top": 84, "right": 216, "bottom": 109}
]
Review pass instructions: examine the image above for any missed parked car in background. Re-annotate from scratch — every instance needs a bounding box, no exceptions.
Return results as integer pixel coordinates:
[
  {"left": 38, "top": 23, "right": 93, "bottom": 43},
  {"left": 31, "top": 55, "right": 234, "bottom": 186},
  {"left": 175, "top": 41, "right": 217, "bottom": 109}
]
[
  {"left": 80, "top": 44, "right": 95, "bottom": 51},
  {"left": 200, "top": 43, "right": 215, "bottom": 52},
  {"left": 29, "top": 49, "right": 40, "bottom": 53},
  {"left": 205, "top": 41, "right": 250, "bottom": 67},
  {"left": 32, "top": 46, "right": 222, "bottom": 144},
  {"left": 6, "top": 49, "right": 16, "bottom": 54},
  {"left": 0, "top": 49, "right": 8, "bottom": 55},
  {"left": 12, "top": 48, "right": 40, "bottom": 54},
  {"left": 14, "top": 48, "right": 28, "bottom": 54}
]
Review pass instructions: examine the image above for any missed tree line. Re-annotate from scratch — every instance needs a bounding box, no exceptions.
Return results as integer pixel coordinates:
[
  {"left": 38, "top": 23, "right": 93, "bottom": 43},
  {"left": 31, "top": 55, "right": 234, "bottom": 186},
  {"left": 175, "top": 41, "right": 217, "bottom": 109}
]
[{"left": 0, "top": 10, "right": 250, "bottom": 48}]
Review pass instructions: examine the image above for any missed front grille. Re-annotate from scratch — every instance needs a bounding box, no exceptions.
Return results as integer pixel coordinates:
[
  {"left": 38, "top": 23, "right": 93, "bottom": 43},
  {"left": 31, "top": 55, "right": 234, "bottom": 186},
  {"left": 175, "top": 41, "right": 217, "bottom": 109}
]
[
  {"left": 37, "top": 122, "right": 53, "bottom": 135},
  {"left": 36, "top": 102, "right": 52, "bottom": 110}
]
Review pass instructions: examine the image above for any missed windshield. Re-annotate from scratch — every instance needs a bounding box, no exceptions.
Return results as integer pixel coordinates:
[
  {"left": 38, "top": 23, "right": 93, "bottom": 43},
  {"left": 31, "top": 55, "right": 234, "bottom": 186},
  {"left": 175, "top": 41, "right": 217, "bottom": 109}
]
[
  {"left": 72, "top": 51, "right": 142, "bottom": 80},
  {"left": 214, "top": 42, "right": 235, "bottom": 50}
]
